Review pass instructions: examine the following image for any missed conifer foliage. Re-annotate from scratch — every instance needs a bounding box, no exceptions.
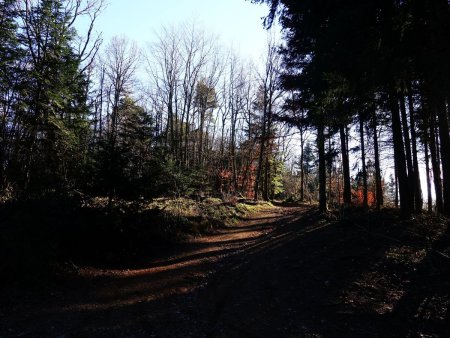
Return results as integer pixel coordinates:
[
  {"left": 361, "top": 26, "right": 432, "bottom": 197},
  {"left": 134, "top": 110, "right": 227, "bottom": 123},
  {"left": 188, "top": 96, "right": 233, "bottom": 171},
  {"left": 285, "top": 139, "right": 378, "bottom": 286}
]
[{"left": 252, "top": 0, "right": 450, "bottom": 214}]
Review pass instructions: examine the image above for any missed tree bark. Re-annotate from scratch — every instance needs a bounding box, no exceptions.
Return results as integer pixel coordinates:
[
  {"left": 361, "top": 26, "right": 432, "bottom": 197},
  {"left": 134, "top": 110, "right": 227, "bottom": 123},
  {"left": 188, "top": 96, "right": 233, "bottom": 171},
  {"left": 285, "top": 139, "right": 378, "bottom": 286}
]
[
  {"left": 406, "top": 85, "right": 422, "bottom": 212},
  {"left": 436, "top": 97, "right": 450, "bottom": 215},
  {"left": 399, "top": 95, "right": 415, "bottom": 210},
  {"left": 327, "top": 131, "right": 332, "bottom": 206},
  {"left": 428, "top": 113, "right": 443, "bottom": 213},
  {"left": 264, "top": 155, "right": 270, "bottom": 201},
  {"left": 423, "top": 133, "right": 433, "bottom": 213},
  {"left": 395, "top": 170, "right": 399, "bottom": 209},
  {"left": 317, "top": 124, "right": 327, "bottom": 212},
  {"left": 299, "top": 128, "right": 305, "bottom": 201},
  {"left": 390, "top": 91, "right": 412, "bottom": 215},
  {"left": 254, "top": 110, "right": 266, "bottom": 200},
  {"left": 339, "top": 124, "right": 351, "bottom": 205},
  {"left": 372, "top": 108, "right": 383, "bottom": 210},
  {"left": 359, "top": 114, "right": 368, "bottom": 208}
]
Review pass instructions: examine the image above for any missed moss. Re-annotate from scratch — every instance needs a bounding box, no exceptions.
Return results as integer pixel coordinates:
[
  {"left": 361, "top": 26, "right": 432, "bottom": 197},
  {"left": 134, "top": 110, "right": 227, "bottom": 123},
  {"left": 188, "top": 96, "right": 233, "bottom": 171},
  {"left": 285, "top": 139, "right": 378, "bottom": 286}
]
[
  {"left": 235, "top": 201, "right": 273, "bottom": 216},
  {"left": 141, "top": 197, "right": 274, "bottom": 237}
]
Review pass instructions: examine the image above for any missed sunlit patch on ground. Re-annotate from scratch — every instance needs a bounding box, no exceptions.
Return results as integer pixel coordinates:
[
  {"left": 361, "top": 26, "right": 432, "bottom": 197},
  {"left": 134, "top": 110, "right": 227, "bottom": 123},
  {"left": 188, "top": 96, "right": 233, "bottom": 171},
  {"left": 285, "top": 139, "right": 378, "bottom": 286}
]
[{"left": 385, "top": 246, "right": 427, "bottom": 265}]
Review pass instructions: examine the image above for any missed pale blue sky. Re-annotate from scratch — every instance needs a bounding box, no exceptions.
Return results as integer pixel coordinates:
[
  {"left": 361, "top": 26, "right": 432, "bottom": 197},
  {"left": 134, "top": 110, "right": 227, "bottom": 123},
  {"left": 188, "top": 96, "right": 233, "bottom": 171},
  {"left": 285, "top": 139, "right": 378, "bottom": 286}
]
[{"left": 87, "top": 0, "right": 273, "bottom": 62}]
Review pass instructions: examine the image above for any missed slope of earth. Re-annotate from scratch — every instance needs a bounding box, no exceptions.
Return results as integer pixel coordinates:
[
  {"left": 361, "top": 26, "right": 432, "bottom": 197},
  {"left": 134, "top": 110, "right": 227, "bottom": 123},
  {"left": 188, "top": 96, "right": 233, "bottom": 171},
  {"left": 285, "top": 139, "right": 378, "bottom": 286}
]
[{"left": 0, "top": 205, "right": 449, "bottom": 337}]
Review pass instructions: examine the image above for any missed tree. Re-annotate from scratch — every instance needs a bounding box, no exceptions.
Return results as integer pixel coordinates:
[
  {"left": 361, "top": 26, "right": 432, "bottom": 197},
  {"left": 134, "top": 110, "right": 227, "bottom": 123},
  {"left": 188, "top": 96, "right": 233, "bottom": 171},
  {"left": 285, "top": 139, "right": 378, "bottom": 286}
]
[
  {"left": 101, "top": 36, "right": 139, "bottom": 207},
  {"left": 14, "top": 0, "right": 102, "bottom": 196},
  {"left": 253, "top": 37, "right": 282, "bottom": 200},
  {"left": 252, "top": 0, "right": 450, "bottom": 215},
  {"left": 194, "top": 79, "right": 217, "bottom": 168},
  {"left": 0, "top": 0, "right": 21, "bottom": 191},
  {"left": 115, "top": 97, "right": 154, "bottom": 197}
]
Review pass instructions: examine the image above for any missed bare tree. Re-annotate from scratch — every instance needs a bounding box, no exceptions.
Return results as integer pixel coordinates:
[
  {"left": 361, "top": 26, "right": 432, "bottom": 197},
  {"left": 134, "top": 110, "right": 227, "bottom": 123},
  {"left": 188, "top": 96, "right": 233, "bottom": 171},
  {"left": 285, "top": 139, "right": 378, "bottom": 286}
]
[
  {"left": 103, "top": 35, "right": 140, "bottom": 209},
  {"left": 254, "top": 36, "right": 282, "bottom": 200}
]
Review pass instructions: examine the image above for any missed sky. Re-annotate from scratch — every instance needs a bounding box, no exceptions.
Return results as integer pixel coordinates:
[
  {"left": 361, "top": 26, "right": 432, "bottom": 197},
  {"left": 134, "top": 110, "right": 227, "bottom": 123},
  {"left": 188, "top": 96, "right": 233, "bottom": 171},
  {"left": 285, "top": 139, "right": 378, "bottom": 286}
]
[{"left": 83, "top": 0, "right": 274, "bottom": 63}]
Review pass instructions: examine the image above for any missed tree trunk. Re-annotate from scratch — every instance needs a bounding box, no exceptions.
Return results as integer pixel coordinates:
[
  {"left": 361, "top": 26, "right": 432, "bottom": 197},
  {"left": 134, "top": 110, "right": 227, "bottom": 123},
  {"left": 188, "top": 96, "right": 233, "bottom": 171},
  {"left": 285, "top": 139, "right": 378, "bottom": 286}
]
[
  {"left": 395, "top": 170, "right": 399, "bottom": 209},
  {"left": 198, "top": 107, "right": 205, "bottom": 167},
  {"left": 436, "top": 97, "right": 450, "bottom": 215},
  {"left": 406, "top": 85, "right": 422, "bottom": 212},
  {"left": 424, "top": 133, "right": 433, "bottom": 213},
  {"left": 98, "top": 66, "right": 105, "bottom": 141},
  {"left": 340, "top": 124, "right": 351, "bottom": 205},
  {"left": 327, "top": 132, "right": 332, "bottom": 206},
  {"left": 399, "top": 95, "right": 416, "bottom": 210},
  {"left": 254, "top": 113, "right": 266, "bottom": 200},
  {"left": 264, "top": 96, "right": 274, "bottom": 201},
  {"left": 264, "top": 155, "right": 270, "bottom": 201},
  {"left": 359, "top": 115, "right": 368, "bottom": 208},
  {"left": 299, "top": 129, "right": 305, "bottom": 202},
  {"left": 428, "top": 114, "right": 444, "bottom": 213},
  {"left": 372, "top": 108, "right": 383, "bottom": 210},
  {"left": 231, "top": 109, "right": 238, "bottom": 192},
  {"left": 317, "top": 124, "right": 327, "bottom": 212},
  {"left": 390, "top": 91, "right": 412, "bottom": 215}
]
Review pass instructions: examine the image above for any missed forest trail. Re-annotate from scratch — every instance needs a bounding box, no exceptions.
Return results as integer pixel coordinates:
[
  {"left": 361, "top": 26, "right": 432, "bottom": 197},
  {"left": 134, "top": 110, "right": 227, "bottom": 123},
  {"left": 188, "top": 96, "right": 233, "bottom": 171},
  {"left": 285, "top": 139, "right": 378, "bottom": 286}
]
[
  {"left": 1, "top": 204, "right": 308, "bottom": 337},
  {"left": 1, "top": 204, "right": 449, "bottom": 337}
]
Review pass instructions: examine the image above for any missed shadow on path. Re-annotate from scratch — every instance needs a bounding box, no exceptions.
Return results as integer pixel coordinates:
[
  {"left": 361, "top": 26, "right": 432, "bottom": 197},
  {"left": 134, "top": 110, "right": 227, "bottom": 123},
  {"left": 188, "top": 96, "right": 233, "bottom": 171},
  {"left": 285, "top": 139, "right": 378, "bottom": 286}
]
[{"left": 1, "top": 205, "right": 448, "bottom": 337}]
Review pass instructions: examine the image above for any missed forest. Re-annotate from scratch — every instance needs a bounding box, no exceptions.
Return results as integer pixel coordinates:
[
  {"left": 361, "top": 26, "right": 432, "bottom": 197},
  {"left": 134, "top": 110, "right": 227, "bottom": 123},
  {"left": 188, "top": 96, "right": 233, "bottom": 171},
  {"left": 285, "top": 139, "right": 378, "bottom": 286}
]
[{"left": 0, "top": 0, "right": 449, "bottom": 336}]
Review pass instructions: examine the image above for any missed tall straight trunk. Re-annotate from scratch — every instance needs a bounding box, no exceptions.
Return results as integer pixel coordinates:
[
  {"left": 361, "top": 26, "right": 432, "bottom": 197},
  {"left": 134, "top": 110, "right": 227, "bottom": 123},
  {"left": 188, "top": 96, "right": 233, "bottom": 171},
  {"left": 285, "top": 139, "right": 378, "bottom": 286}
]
[
  {"left": 435, "top": 123, "right": 441, "bottom": 168},
  {"left": 328, "top": 132, "right": 332, "bottom": 205},
  {"left": 395, "top": 170, "right": 399, "bottom": 209},
  {"left": 264, "top": 98, "right": 274, "bottom": 201},
  {"left": 231, "top": 110, "right": 238, "bottom": 192},
  {"left": 359, "top": 114, "right": 368, "bottom": 208},
  {"left": 166, "top": 91, "right": 173, "bottom": 148},
  {"left": 436, "top": 97, "right": 450, "bottom": 215},
  {"left": 299, "top": 129, "right": 305, "bottom": 201},
  {"left": 93, "top": 102, "right": 98, "bottom": 142},
  {"left": 107, "top": 88, "right": 120, "bottom": 212},
  {"left": 174, "top": 93, "right": 180, "bottom": 161},
  {"left": 254, "top": 115, "right": 266, "bottom": 200},
  {"left": 180, "top": 98, "right": 186, "bottom": 165},
  {"left": 220, "top": 116, "right": 227, "bottom": 169},
  {"left": 264, "top": 155, "right": 270, "bottom": 201},
  {"left": 372, "top": 108, "right": 383, "bottom": 209},
  {"left": 105, "top": 88, "right": 111, "bottom": 135},
  {"left": 317, "top": 124, "right": 327, "bottom": 212},
  {"left": 428, "top": 115, "right": 444, "bottom": 213},
  {"left": 339, "top": 124, "right": 351, "bottom": 205},
  {"left": 184, "top": 98, "right": 193, "bottom": 167},
  {"left": 0, "top": 103, "right": 8, "bottom": 189},
  {"left": 399, "top": 95, "right": 415, "bottom": 209},
  {"left": 390, "top": 91, "right": 412, "bottom": 215},
  {"left": 406, "top": 85, "right": 423, "bottom": 212},
  {"left": 447, "top": 96, "right": 450, "bottom": 122},
  {"left": 424, "top": 133, "right": 433, "bottom": 212},
  {"left": 263, "top": 130, "right": 271, "bottom": 201},
  {"left": 198, "top": 107, "right": 205, "bottom": 167},
  {"left": 337, "top": 165, "right": 341, "bottom": 204},
  {"left": 98, "top": 66, "right": 105, "bottom": 140}
]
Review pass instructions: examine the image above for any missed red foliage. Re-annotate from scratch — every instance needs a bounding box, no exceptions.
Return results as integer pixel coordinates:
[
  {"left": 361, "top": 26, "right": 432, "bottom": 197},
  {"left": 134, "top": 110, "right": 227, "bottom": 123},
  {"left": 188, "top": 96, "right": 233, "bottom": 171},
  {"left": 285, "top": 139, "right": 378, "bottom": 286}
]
[
  {"left": 218, "top": 164, "right": 257, "bottom": 198},
  {"left": 354, "top": 188, "right": 376, "bottom": 207}
]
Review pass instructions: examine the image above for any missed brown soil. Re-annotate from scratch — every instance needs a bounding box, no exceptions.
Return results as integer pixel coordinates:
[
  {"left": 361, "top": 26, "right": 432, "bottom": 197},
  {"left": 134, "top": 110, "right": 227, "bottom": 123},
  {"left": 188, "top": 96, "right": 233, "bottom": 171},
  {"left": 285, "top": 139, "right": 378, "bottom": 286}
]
[{"left": 1, "top": 205, "right": 449, "bottom": 337}]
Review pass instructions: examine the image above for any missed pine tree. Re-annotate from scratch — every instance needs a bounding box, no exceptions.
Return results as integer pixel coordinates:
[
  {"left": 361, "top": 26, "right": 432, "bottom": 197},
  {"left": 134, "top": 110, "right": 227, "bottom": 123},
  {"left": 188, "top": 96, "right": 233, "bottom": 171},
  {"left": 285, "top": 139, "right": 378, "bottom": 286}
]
[{"left": 0, "top": 0, "right": 22, "bottom": 191}]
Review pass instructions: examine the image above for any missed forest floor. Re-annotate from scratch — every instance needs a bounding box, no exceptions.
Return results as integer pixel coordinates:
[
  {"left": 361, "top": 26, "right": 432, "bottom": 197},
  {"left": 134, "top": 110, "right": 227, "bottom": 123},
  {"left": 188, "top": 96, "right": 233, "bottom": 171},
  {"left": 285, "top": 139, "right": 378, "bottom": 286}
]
[{"left": 1, "top": 203, "right": 450, "bottom": 337}]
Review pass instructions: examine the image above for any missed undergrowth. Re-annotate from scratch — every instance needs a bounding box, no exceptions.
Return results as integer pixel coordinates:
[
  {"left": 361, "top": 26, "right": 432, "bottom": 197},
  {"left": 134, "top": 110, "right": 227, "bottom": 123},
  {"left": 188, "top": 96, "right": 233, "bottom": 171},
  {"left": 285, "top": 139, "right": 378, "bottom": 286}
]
[{"left": 0, "top": 197, "right": 274, "bottom": 280}]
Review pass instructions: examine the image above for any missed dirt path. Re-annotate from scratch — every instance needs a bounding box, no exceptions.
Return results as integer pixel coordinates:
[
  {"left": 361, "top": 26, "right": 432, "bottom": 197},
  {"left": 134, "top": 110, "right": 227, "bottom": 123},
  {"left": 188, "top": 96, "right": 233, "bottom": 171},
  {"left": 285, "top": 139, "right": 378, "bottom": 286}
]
[
  {"left": 1, "top": 205, "right": 449, "bottom": 337},
  {"left": 0, "top": 205, "right": 306, "bottom": 337}
]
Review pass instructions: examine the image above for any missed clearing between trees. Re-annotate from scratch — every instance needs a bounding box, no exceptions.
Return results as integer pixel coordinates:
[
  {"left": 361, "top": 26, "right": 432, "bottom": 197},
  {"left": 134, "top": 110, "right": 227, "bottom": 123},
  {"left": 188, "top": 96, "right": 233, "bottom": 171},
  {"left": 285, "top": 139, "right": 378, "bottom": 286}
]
[{"left": 1, "top": 203, "right": 449, "bottom": 337}]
